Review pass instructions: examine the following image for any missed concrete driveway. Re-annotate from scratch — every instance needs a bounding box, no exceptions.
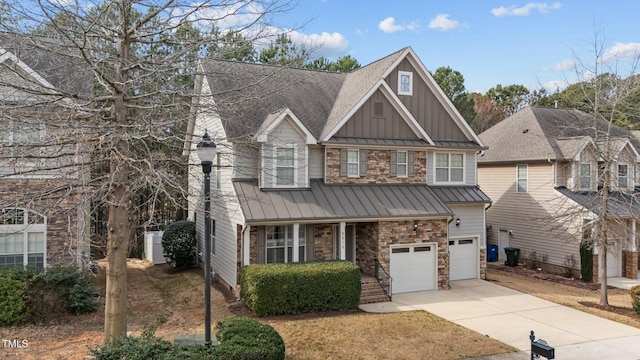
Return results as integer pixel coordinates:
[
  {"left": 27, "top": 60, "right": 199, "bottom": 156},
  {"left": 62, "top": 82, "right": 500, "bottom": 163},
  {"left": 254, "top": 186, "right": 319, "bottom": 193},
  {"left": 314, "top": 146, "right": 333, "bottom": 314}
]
[{"left": 359, "top": 279, "right": 640, "bottom": 360}]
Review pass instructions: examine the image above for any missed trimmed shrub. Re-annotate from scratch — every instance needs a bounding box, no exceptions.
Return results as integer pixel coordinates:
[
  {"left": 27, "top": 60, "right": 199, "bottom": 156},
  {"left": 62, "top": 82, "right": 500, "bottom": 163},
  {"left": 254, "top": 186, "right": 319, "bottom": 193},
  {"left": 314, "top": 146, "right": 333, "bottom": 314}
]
[
  {"left": 580, "top": 241, "right": 593, "bottom": 282},
  {"left": 162, "top": 220, "right": 197, "bottom": 268},
  {"left": 0, "top": 271, "right": 28, "bottom": 326},
  {"left": 240, "top": 261, "right": 361, "bottom": 317},
  {"left": 631, "top": 285, "right": 640, "bottom": 314},
  {"left": 91, "top": 317, "right": 284, "bottom": 360}
]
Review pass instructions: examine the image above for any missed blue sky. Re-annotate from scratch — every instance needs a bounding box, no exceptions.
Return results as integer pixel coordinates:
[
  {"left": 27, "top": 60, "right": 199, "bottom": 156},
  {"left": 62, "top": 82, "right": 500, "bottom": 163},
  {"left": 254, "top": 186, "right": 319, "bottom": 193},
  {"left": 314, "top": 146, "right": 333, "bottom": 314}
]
[{"left": 273, "top": 1, "right": 640, "bottom": 94}]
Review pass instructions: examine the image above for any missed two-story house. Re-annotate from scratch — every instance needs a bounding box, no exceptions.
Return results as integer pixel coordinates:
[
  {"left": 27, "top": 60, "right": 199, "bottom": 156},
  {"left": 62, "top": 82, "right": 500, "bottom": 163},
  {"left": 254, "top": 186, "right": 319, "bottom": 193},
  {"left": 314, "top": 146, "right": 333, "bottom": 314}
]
[
  {"left": 186, "top": 47, "right": 491, "bottom": 297},
  {"left": 478, "top": 106, "right": 640, "bottom": 281},
  {"left": 0, "top": 35, "right": 91, "bottom": 269}
]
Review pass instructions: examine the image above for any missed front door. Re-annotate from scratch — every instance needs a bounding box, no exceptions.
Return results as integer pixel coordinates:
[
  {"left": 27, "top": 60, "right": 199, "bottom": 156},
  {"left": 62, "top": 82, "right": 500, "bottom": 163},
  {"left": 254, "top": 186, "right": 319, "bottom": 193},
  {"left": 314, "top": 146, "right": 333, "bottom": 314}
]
[{"left": 334, "top": 224, "right": 356, "bottom": 263}]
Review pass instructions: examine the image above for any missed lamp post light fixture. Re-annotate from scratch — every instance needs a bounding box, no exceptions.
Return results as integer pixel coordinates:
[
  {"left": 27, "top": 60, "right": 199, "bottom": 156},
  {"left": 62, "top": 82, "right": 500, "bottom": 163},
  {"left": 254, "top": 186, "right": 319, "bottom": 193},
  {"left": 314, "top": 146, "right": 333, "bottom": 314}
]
[{"left": 196, "top": 131, "right": 216, "bottom": 346}]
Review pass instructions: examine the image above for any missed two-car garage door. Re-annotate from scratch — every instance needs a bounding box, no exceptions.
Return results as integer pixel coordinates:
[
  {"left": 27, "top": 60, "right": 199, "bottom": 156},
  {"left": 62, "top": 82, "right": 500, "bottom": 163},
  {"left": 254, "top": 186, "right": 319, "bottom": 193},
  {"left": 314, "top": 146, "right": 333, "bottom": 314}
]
[{"left": 390, "top": 239, "right": 478, "bottom": 294}]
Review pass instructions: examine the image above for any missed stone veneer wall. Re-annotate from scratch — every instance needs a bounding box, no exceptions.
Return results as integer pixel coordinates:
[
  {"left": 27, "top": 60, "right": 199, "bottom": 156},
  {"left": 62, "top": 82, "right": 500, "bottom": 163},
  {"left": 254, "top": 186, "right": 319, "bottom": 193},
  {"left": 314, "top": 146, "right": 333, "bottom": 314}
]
[
  {"left": 479, "top": 248, "right": 487, "bottom": 279},
  {"left": 377, "top": 219, "right": 450, "bottom": 290},
  {"left": 313, "top": 224, "right": 334, "bottom": 260},
  {"left": 0, "top": 179, "right": 87, "bottom": 267},
  {"left": 356, "top": 222, "right": 378, "bottom": 275},
  {"left": 624, "top": 250, "right": 638, "bottom": 279},
  {"left": 325, "top": 148, "right": 426, "bottom": 184}
]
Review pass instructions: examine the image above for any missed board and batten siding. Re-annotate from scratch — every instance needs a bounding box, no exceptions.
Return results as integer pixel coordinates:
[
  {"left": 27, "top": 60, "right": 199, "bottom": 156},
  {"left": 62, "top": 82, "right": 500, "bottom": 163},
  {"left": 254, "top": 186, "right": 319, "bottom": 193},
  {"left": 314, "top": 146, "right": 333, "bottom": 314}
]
[
  {"left": 448, "top": 204, "right": 486, "bottom": 248},
  {"left": 478, "top": 162, "right": 581, "bottom": 269},
  {"left": 426, "top": 150, "right": 477, "bottom": 186},
  {"left": 386, "top": 58, "right": 467, "bottom": 142},
  {"left": 260, "top": 117, "right": 309, "bottom": 188}
]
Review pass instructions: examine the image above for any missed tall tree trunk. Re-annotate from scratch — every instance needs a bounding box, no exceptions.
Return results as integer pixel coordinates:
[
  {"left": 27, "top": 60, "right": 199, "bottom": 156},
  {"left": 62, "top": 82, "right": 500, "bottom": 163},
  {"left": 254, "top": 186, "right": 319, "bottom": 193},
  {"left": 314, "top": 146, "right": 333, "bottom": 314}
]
[{"left": 105, "top": 1, "right": 131, "bottom": 342}]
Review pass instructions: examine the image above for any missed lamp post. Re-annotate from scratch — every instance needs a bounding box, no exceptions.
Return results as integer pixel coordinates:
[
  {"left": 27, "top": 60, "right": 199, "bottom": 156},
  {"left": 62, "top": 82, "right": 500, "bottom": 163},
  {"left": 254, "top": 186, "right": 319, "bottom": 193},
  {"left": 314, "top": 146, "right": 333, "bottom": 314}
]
[{"left": 196, "top": 131, "right": 216, "bottom": 346}]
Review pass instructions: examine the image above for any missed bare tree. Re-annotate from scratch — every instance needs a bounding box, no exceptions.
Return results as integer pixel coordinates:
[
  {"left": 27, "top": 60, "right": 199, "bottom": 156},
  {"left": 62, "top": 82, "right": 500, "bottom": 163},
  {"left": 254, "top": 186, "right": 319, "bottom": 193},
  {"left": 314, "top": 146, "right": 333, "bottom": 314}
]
[{"left": 0, "top": 0, "right": 297, "bottom": 342}]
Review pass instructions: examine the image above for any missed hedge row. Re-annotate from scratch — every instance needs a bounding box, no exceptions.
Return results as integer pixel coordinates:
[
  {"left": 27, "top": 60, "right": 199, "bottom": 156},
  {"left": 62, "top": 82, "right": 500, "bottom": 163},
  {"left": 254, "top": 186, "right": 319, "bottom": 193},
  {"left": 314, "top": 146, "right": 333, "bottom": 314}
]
[
  {"left": 91, "top": 317, "right": 285, "bottom": 360},
  {"left": 240, "top": 261, "right": 361, "bottom": 317}
]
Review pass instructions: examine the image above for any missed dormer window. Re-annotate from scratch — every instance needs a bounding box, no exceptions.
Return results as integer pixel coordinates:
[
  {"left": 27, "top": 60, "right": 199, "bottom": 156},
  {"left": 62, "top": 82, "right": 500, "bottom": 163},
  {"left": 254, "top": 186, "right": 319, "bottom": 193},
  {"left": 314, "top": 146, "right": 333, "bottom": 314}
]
[
  {"left": 618, "top": 164, "right": 629, "bottom": 189},
  {"left": 275, "top": 147, "right": 295, "bottom": 186},
  {"left": 398, "top": 71, "right": 413, "bottom": 96},
  {"left": 578, "top": 163, "right": 591, "bottom": 190}
]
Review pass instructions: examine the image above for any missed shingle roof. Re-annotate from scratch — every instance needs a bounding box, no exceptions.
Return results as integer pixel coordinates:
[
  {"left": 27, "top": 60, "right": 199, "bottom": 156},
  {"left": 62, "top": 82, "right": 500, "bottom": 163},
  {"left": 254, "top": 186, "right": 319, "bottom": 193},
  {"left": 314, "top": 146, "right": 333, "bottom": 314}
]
[
  {"left": 233, "top": 180, "right": 453, "bottom": 223},
  {"left": 0, "top": 34, "right": 92, "bottom": 98},
  {"left": 555, "top": 187, "right": 640, "bottom": 217},
  {"left": 478, "top": 106, "right": 640, "bottom": 163}
]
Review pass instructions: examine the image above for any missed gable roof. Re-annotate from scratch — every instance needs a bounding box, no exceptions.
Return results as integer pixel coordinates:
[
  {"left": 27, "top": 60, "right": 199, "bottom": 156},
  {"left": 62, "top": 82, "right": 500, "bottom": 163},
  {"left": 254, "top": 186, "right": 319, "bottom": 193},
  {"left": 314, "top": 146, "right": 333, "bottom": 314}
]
[
  {"left": 478, "top": 106, "right": 640, "bottom": 163},
  {"left": 198, "top": 47, "right": 482, "bottom": 148},
  {"left": 0, "top": 34, "right": 92, "bottom": 99}
]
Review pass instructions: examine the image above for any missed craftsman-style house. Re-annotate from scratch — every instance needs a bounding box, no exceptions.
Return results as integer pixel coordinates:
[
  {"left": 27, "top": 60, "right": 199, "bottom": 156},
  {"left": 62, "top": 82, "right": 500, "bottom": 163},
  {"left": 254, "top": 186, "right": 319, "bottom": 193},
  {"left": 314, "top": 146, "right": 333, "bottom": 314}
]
[
  {"left": 0, "top": 35, "right": 91, "bottom": 269},
  {"left": 186, "top": 47, "right": 491, "bottom": 296},
  {"left": 478, "top": 106, "right": 640, "bottom": 281}
]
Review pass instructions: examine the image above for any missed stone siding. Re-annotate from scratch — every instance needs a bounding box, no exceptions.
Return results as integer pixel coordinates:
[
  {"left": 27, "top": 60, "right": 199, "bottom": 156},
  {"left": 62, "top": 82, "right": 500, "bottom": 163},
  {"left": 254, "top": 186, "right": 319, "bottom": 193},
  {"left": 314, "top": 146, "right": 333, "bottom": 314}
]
[
  {"left": 356, "top": 222, "right": 378, "bottom": 275},
  {"left": 0, "top": 178, "right": 88, "bottom": 267},
  {"left": 325, "top": 147, "right": 427, "bottom": 184},
  {"left": 624, "top": 250, "right": 638, "bottom": 279}
]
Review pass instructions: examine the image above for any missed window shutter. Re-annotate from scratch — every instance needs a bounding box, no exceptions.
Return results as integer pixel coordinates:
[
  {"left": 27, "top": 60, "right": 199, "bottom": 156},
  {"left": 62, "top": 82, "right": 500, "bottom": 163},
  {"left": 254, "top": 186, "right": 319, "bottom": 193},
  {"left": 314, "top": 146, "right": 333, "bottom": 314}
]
[
  {"left": 390, "top": 151, "right": 397, "bottom": 177},
  {"left": 305, "top": 224, "right": 315, "bottom": 261},
  {"left": 340, "top": 149, "right": 348, "bottom": 176},
  {"left": 256, "top": 226, "right": 265, "bottom": 264},
  {"left": 359, "top": 150, "right": 368, "bottom": 176},
  {"left": 408, "top": 151, "right": 415, "bottom": 176}
]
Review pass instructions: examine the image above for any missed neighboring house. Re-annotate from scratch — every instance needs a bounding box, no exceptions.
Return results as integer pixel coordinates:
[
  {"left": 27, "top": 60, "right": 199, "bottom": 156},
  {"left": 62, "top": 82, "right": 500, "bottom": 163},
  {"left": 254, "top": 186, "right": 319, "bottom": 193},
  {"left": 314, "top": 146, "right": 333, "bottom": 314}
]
[
  {"left": 0, "top": 35, "right": 91, "bottom": 269},
  {"left": 186, "top": 47, "right": 490, "bottom": 296},
  {"left": 478, "top": 106, "right": 640, "bottom": 281}
]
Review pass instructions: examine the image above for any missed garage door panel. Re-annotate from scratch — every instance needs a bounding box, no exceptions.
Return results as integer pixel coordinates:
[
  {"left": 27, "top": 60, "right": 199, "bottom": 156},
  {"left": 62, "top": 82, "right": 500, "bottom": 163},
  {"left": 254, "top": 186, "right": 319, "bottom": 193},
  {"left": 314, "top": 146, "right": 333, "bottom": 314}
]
[
  {"left": 390, "top": 244, "right": 436, "bottom": 294},
  {"left": 450, "top": 239, "right": 478, "bottom": 281}
]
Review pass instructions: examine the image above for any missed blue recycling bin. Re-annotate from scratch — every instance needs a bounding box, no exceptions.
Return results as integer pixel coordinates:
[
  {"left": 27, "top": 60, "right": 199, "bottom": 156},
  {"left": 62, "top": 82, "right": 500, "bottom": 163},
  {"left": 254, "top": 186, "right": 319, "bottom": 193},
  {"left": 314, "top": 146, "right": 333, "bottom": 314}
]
[{"left": 487, "top": 244, "right": 498, "bottom": 262}]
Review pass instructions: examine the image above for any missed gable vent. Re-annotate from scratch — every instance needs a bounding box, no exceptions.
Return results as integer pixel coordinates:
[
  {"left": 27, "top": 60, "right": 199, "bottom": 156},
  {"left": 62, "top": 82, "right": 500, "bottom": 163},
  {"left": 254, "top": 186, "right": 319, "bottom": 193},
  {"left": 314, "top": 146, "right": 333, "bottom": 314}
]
[{"left": 374, "top": 101, "right": 383, "bottom": 117}]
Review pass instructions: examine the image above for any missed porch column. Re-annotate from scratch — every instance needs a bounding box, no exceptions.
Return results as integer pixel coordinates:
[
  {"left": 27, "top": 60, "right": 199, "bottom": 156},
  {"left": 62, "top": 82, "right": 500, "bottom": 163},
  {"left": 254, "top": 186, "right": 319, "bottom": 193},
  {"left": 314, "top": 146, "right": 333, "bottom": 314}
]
[
  {"left": 293, "top": 223, "right": 300, "bottom": 262},
  {"left": 631, "top": 219, "right": 637, "bottom": 252},
  {"left": 339, "top": 221, "right": 346, "bottom": 260},
  {"left": 243, "top": 225, "right": 250, "bottom": 265}
]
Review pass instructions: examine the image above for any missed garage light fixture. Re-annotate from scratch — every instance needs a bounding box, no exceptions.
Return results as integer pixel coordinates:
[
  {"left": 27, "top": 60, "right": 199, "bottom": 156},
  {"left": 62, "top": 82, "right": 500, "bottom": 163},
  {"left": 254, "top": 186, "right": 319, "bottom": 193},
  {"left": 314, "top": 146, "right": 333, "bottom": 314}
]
[{"left": 455, "top": 218, "right": 460, "bottom": 228}]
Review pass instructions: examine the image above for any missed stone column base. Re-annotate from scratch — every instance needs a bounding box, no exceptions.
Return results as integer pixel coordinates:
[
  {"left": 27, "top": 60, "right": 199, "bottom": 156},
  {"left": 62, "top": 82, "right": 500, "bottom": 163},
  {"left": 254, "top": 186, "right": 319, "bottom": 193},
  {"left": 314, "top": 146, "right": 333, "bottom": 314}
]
[{"left": 625, "top": 251, "right": 638, "bottom": 279}]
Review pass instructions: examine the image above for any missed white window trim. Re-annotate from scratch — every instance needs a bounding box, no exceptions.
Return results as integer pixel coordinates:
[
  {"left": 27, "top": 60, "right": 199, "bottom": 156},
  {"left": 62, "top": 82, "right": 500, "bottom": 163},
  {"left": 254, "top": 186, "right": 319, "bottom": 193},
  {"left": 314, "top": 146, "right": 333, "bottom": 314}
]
[
  {"left": 0, "top": 208, "right": 47, "bottom": 269},
  {"left": 618, "top": 163, "right": 629, "bottom": 190},
  {"left": 273, "top": 145, "right": 297, "bottom": 187},
  {"left": 397, "top": 150, "right": 408, "bottom": 177},
  {"left": 434, "top": 152, "right": 465, "bottom": 184},
  {"left": 398, "top": 71, "right": 413, "bottom": 96},
  {"left": 516, "top": 164, "right": 528, "bottom": 193},
  {"left": 347, "top": 149, "right": 360, "bottom": 178},
  {"left": 215, "top": 153, "right": 222, "bottom": 190},
  {"left": 265, "top": 224, "right": 305, "bottom": 264},
  {"left": 578, "top": 163, "right": 592, "bottom": 191}
]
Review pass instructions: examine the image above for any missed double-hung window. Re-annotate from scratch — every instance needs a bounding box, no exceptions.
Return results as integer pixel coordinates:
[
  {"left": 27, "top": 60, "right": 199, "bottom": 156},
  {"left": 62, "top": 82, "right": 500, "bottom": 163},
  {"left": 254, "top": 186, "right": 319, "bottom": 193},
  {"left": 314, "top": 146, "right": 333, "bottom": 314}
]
[
  {"left": 397, "top": 151, "right": 408, "bottom": 177},
  {"left": 266, "top": 225, "right": 305, "bottom": 263},
  {"left": 347, "top": 149, "right": 359, "bottom": 177},
  {"left": 618, "top": 164, "right": 629, "bottom": 189},
  {"left": 578, "top": 163, "right": 591, "bottom": 190},
  {"left": 435, "top": 153, "right": 464, "bottom": 183},
  {"left": 276, "top": 147, "right": 295, "bottom": 186},
  {"left": 516, "top": 164, "right": 528, "bottom": 193}
]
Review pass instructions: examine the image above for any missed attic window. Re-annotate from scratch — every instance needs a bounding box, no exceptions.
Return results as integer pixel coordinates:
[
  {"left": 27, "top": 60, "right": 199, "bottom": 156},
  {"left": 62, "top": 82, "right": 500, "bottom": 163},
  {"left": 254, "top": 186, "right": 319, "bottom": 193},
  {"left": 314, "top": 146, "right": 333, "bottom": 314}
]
[
  {"left": 373, "top": 101, "right": 383, "bottom": 116},
  {"left": 398, "top": 71, "right": 413, "bottom": 96}
]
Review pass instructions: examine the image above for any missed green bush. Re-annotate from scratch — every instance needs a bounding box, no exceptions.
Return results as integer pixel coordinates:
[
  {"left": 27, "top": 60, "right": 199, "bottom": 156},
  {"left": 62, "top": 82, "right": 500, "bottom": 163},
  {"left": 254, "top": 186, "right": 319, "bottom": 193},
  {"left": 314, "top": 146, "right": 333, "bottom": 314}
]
[
  {"left": 162, "top": 220, "right": 197, "bottom": 268},
  {"left": 0, "top": 265, "right": 97, "bottom": 325},
  {"left": 631, "top": 285, "right": 640, "bottom": 314},
  {"left": 240, "top": 261, "right": 361, "bottom": 317},
  {"left": 91, "top": 317, "right": 284, "bottom": 360}
]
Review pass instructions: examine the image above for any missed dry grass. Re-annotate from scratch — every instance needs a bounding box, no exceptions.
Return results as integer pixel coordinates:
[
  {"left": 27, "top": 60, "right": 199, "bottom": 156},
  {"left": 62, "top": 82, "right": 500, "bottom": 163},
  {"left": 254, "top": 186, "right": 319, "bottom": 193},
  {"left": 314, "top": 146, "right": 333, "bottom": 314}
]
[
  {"left": 487, "top": 266, "right": 640, "bottom": 329},
  {"left": 264, "top": 311, "right": 514, "bottom": 360}
]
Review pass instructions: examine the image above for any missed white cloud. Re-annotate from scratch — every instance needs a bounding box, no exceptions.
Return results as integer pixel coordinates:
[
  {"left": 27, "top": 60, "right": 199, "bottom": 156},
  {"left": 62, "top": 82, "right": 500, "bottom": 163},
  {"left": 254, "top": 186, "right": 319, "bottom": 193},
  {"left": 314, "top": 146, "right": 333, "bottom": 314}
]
[
  {"left": 428, "top": 14, "right": 460, "bottom": 31},
  {"left": 603, "top": 42, "right": 640, "bottom": 62},
  {"left": 542, "top": 80, "right": 567, "bottom": 91},
  {"left": 378, "top": 17, "right": 420, "bottom": 33},
  {"left": 378, "top": 17, "right": 405, "bottom": 33},
  {"left": 288, "top": 31, "right": 349, "bottom": 58},
  {"left": 551, "top": 58, "right": 577, "bottom": 71},
  {"left": 491, "top": 2, "right": 562, "bottom": 17}
]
